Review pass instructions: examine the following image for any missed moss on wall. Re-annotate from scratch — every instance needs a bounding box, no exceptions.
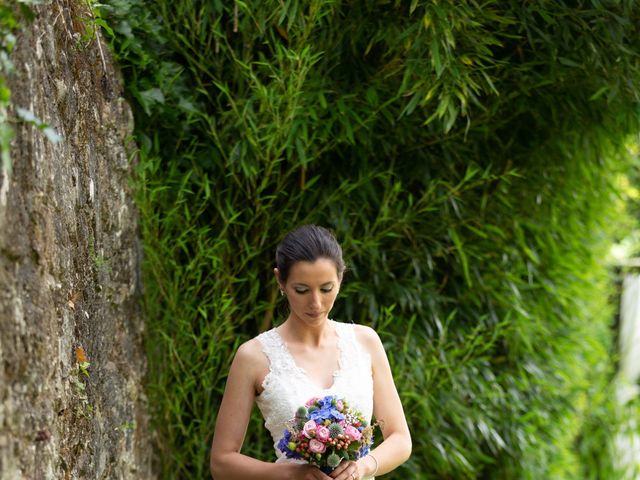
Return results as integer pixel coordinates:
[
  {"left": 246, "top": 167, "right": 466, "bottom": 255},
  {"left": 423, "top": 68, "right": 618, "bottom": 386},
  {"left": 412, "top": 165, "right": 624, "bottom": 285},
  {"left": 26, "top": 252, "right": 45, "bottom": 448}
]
[{"left": 0, "top": 1, "right": 154, "bottom": 478}]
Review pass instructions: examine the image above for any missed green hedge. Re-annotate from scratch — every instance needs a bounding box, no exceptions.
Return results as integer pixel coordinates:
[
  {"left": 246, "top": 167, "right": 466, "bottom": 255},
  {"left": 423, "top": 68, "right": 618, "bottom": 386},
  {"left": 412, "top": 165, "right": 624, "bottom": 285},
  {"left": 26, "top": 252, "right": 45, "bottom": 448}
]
[{"left": 102, "top": 1, "right": 640, "bottom": 478}]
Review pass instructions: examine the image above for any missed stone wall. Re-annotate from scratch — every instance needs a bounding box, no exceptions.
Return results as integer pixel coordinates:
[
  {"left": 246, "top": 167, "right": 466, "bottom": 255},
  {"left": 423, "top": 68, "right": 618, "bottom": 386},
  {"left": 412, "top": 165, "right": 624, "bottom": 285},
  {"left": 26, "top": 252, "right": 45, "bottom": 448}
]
[{"left": 0, "top": 1, "right": 154, "bottom": 478}]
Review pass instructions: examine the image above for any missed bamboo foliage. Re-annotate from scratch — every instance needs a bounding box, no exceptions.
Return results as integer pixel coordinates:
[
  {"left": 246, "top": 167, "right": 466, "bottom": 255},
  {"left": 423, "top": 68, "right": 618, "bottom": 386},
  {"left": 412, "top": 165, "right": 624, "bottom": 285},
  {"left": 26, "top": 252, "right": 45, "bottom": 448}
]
[{"left": 102, "top": 1, "right": 640, "bottom": 478}]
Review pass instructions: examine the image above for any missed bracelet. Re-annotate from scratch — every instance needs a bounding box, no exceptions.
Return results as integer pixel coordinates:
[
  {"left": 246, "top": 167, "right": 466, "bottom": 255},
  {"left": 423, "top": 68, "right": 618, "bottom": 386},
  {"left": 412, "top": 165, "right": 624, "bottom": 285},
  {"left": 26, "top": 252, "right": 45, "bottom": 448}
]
[{"left": 368, "top": 453, "right": 379, "bottom": 477}]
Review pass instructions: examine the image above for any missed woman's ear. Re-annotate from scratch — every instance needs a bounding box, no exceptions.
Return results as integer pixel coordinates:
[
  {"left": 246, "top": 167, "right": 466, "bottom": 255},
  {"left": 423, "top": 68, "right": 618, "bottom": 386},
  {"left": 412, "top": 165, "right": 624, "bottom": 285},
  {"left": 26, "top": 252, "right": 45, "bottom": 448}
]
[{"left": 273, "top": 267, "right": 284, "bottom": 291}]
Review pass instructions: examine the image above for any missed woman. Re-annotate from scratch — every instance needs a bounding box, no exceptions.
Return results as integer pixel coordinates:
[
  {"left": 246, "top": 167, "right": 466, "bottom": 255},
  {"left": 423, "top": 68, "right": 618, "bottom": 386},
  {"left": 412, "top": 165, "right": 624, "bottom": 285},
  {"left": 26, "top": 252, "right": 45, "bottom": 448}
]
[{"left": 210, "top": 225, "right": 412, "bottom": 479}]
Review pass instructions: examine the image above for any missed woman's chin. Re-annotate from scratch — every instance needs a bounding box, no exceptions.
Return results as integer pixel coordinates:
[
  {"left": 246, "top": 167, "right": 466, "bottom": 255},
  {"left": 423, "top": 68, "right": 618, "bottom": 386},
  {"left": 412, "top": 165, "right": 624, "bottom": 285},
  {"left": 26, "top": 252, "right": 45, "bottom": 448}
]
[
  {"left": 289, "top": 311, "right": 330, "bottom": 325},
  {"left": 297, "top": 312, "right": 327, "bottom": 323}
]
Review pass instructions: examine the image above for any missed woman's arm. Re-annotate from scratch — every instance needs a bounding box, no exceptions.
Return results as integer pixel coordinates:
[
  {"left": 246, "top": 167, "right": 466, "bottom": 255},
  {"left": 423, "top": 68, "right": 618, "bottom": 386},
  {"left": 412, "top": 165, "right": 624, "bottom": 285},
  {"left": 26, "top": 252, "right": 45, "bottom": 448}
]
[
  {"left": 210, "top": 340, "right": 332, "bottom": 480},
  {"left": 349, "top": 326, "right": 412, "bottom": 478}
]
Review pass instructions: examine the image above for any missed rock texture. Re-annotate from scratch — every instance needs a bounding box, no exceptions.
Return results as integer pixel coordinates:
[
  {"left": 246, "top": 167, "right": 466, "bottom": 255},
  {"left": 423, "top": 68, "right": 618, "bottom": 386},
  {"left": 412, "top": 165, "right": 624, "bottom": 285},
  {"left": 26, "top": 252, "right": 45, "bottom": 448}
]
[{"left": 0, "top": 1, "right": 154, "bottom": 478}]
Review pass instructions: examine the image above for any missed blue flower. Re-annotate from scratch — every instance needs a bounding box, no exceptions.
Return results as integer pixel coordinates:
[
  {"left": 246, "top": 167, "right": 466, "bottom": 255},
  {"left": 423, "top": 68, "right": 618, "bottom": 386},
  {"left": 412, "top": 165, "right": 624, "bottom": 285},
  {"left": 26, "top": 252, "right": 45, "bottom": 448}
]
[
  {"left": 309, "top": 406, "right": 344, "bottom": 422},
  {"left": 359, "top": 445, "right": 370, "bottom": 457},
  {"left": 306, "top": 395, "right": 346, "bottom": 422},
  {"left": 318, "top": 396, "right": 336, "bottom": 409},
  {"left": 277, "top": 430, "right": 301, "bottom": 459},
  {"left": 277, "top": 430, "right": 291, "bottom": 451}
]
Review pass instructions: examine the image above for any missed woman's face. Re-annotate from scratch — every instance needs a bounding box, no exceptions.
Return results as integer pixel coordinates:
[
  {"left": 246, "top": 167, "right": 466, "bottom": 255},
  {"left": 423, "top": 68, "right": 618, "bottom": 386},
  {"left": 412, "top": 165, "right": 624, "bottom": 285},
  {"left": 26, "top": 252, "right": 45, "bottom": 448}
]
[{"left": 276, "top": 258, "right": 341, "bottom": 326}]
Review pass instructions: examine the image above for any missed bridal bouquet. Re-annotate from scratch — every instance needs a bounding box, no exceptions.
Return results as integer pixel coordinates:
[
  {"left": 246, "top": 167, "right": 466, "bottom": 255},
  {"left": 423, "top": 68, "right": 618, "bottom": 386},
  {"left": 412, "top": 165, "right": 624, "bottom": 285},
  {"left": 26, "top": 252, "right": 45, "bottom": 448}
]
[{"left": 277, "top": 395, "right": 376, "bottom": 473}]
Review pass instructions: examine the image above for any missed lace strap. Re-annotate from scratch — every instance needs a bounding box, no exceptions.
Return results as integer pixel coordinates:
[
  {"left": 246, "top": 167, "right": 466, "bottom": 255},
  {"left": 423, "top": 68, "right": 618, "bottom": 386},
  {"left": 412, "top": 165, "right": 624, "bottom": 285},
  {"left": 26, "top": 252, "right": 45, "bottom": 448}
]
[
  {"left": 335, "top": 322, "right": 363, "bottom": 367},
  {"left": 256, "top": 329, "right": 299, "bottom": 376}
]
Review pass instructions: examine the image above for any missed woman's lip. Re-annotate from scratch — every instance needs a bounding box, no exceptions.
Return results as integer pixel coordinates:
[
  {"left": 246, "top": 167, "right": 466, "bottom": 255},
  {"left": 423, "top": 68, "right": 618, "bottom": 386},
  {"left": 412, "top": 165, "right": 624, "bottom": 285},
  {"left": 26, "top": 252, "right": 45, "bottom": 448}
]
[{"left": 306, "top": 312, "right": 323, "bottom": 317}]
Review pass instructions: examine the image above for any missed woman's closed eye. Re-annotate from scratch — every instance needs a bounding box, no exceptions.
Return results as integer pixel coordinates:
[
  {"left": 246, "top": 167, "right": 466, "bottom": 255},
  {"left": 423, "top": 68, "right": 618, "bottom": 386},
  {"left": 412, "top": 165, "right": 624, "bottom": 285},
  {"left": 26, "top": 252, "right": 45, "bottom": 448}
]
[{"left": 294, "top": 287, "right": 334, "bottom": 294}]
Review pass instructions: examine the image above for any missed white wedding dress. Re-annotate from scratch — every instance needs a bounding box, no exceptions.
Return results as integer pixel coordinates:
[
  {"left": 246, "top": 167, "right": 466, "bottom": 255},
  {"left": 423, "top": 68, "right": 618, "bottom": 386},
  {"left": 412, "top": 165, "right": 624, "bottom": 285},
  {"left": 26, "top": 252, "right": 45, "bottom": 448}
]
[{"left": 255, "top": 319, "right": 375, "bottom": 476}]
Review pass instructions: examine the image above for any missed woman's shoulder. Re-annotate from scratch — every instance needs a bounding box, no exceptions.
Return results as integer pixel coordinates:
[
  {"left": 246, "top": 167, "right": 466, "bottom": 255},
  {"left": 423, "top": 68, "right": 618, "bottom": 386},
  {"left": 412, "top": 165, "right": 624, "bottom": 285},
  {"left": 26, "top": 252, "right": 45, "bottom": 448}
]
[
  {"left": 347, "top": 322, "right": 389, "bottom": 375},
  {"left": 234, "top": 335, "right": 270, "bottom": 366},
  {"left": 229, "top": 337, "right": 269, "bottom": 394},
  {"left": 348, "top": 322, "right": 383, "bottom": 354}
]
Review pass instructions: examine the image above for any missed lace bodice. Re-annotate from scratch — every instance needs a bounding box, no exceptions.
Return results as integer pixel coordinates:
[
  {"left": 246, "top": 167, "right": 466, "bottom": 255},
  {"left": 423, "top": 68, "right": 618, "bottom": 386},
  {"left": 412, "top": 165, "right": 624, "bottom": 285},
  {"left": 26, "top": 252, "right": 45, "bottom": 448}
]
[{"left": 255, "top": 319, "right": 374, "bottom": 468}]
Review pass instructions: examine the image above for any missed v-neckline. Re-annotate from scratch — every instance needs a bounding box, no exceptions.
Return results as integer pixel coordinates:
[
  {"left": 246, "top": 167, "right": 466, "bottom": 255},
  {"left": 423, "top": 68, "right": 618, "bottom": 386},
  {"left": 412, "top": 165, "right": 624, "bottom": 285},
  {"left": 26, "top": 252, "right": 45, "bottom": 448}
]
[{"left": 273, "top": 319, "right": 345, "bottom": 392}]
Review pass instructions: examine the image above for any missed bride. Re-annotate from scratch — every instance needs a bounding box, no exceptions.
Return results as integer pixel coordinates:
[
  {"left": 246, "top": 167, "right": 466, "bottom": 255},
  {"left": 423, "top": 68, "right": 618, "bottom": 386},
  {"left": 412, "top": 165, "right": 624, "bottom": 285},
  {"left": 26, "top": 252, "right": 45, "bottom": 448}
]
[{"left": 210, "top": 225, "right": 412, "bottom": 479}]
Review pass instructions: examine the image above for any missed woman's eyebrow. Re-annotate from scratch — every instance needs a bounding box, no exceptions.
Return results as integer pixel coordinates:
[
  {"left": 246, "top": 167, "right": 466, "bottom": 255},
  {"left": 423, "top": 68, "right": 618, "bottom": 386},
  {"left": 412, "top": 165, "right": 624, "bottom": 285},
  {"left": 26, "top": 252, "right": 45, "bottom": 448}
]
[{"left": 292, "top": 282, "right": 335, "bottom": 287}]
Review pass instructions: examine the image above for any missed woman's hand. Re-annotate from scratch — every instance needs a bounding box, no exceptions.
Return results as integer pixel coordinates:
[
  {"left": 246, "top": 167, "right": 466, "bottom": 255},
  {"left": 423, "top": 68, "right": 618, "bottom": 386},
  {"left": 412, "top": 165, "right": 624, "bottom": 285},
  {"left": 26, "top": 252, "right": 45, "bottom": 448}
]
[
  {"left": 329, "top": 460, "right": 362, "bottom": 480},
  {"left": 289, "top": 464, "right": 334, "bottom": 480}
]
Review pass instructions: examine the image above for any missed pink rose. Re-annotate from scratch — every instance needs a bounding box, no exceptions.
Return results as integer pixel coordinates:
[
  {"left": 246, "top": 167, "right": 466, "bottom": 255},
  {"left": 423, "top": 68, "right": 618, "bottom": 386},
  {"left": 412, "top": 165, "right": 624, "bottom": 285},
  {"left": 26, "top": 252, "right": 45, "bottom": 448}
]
[
  {"left": 308, "top": 439, "right": 326, "bottom": 454},
  {"left": 335, "top": 400, "right": 344, "bottom": 412},
  {"left": 344, "top": 425, "right": 362, "bottom": 441},
  {"left": 305, "top": 396, "right": 320, "bottom": 407},
  {"left": 303, "top": 420, "right": 317, "bottom": 438},
  {"left": 316, "top": 425, "right": 330, "bottom": 442}
]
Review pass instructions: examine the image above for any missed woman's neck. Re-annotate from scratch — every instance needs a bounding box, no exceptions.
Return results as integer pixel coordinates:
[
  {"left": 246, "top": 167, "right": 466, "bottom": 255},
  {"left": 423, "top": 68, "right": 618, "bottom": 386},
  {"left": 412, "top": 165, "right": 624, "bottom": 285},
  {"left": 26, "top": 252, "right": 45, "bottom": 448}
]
[{"left": 279, "top": 316, "right": 333, "bottom": 347}]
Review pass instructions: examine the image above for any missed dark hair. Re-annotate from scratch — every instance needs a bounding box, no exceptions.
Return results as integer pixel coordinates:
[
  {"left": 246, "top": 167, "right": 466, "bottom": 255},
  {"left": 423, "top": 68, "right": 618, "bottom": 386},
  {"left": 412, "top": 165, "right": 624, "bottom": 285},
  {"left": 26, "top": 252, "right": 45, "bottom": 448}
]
[{"left": 275, "top": 225, "right": 346, "bottom": 283}]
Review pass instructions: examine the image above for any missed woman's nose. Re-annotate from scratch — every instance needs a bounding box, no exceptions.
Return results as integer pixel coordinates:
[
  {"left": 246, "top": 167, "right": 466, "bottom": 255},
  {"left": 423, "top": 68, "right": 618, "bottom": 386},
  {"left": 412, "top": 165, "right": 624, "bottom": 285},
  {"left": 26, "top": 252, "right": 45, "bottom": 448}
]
[{"left": 309, "top": 291, "right": 322, "bottom": 308}]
